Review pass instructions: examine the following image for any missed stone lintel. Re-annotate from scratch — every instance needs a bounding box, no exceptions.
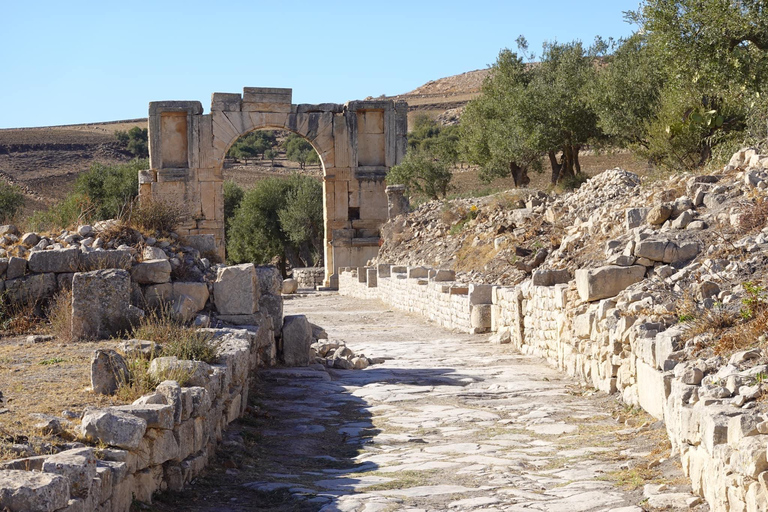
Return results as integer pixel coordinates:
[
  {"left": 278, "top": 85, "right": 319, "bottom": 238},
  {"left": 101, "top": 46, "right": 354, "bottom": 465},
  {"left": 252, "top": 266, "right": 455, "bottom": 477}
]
[
  {"left": 156, "top": 168, "right": 191, "bottom": 182},
  {"left": 296, "top": 103, "right": 344, "bottom": 114},
  {"left": 243, "top": 87, "right": 292, "bottom": 104},
  {"left": 149, "top": 101, "right": 203, "bottom": 117}
]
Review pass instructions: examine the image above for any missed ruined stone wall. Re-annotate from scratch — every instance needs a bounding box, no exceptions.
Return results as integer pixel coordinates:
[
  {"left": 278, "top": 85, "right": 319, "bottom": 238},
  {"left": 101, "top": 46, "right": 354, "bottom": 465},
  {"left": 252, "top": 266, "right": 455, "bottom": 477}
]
[
  {"left": 340, "top": 264, "right": 768, "bottom": 511},
  {"left": 339, "top": 266, "right": 491, "bottom": 333},
  {"left": 292, "top": 267, "right": 325, "bottom": 290},
  {"left": 0, "top": 325, "right": 276, "bottom": 512}
]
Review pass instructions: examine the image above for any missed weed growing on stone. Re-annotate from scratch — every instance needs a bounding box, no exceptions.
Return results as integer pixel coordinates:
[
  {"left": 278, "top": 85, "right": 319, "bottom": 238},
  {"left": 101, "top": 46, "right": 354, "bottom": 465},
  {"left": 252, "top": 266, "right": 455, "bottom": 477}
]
[
  {"left": 115, "top": 354, "right": 191, "bottom": 402},
  {"left": 132, "top": 307, "right": 220, "bottom": 364}
]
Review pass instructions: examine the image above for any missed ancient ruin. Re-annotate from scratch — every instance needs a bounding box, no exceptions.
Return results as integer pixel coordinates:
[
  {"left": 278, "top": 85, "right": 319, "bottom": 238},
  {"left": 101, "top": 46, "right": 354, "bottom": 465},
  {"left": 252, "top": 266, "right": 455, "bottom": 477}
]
[{"left": 141, "top": 88, "right": 408, "bottom": 287}]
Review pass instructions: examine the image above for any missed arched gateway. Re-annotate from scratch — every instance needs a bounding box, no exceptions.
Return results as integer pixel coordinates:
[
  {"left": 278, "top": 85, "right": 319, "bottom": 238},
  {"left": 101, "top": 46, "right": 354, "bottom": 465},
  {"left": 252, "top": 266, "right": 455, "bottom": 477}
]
[{"left": 140, "top": 87, "right": 407, "bottom": 287}]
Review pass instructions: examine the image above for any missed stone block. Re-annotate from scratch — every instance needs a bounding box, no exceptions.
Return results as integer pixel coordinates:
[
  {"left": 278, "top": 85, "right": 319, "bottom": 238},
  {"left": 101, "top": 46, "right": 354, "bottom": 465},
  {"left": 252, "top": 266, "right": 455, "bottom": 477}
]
[
  {"left": 157, "top": 380, "right": 182, "bottom": 424},
  {"left": 72, "top": 269, "right": 142, "bottom": 340},
  {"left": 255, "top": 265, "right": 282, "bottom": 296},
  {"left": 109, "top": 404, "right": 174, "bottom": 430},
  {"left": 366, "top": 268, "right": 377, "bottom": 287},
  {"left": 469, "top": 284, "right": 493, "bottom": 305},
  {"left": 214, "top": 264, "right": 259, "bottom": 315},
  {"left": 282, "top": 278, "right": 298, "bottom": 294},
  {"left": 145, "top": 428, "right": 179, "bottom": 465},
  {"left": 575, "top": 265, "right": 646, "bottom": 302},
  {"left": 41, "top": 447, "right": 97, "bottom": 499},
  {"left": 282, "top": 315, "right": 312, "bottom": 366},
  {"left": 636, "top": 360, "right": 671, "bottom": 420},
  {"left": 470, "top": 304, "right": 492, "bottom": 333},
  {"left": 27, "top": 247, "right": 79, "bottom": 273},
  {"left": 130, "top": 259, "right": 171, "bottom": 284},
  {"left": 216, "top": 313, "right": 261, "bottom": 325},
  {"left": 4, "top": 272, "right": 56, "bottom": 305},
  {"left": 259, "top": 293, "right": 283, "bottom": 332},
  {"left": 0, "top": 469, "right": 69, "bottom": 512},
  {"left": 79, "top": 249, "right": 132, "bottom": 272},
  {"left": 655, "top": 327, "right": 684, "bottom": 371},
  {"left": 432, "top": 269, "right": 455, "bottom": 282},
  {"left": 80, "top": 409, "right": 147, "bottom": 449},
  {"left": 91, "top": 349, "right": 129, "bottom": 395},
  {"left": 626, "top": 207, "right": 650, "bottom": 229},
  {"left": 407, "top": 266, "right": 429, "bottom": 279},
  {"left": 149, "top": 357, "right": 212, "bottom": 387},
  {"left": 531, "top": 269, "right": 571, "bottom": 287},
  {"left": 647, "top": 203, "right": 673, "bottom": 225},
  {"left": 6, "top": 256, "right": 26, "bottom": 279},
  {"left": 634, "top": 240, "right": 667, "bottom": 262}
]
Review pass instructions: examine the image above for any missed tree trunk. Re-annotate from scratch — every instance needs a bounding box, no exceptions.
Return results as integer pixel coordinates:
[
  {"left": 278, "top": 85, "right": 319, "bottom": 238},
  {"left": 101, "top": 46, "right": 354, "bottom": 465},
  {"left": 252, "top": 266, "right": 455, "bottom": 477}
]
[
  {"left": 573, "top": 144, "right": 581, "bottom": 174},
  {"left": 510, "top": 162, "right": 530, "bottom": 188},
  {"left": 548, "top": 151, "right": 562, "bottom": 185}
]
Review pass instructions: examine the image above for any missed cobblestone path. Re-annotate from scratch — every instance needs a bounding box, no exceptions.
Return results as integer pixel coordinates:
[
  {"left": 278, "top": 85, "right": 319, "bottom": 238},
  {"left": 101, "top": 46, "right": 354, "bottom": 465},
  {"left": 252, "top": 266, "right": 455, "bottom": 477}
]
[{"left": 156, "top": 293, "right": 701, "bottom": 512}]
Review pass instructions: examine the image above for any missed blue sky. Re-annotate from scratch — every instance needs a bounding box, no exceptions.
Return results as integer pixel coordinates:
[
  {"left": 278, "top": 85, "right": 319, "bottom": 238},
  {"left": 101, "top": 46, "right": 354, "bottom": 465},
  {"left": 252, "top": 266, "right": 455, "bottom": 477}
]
[{"left": 0, "top": 0, "right": 641, "bottom": 128}]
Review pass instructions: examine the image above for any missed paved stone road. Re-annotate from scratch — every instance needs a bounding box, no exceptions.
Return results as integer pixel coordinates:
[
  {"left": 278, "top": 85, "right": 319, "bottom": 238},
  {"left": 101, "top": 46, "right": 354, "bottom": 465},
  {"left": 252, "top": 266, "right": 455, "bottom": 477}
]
[{"left": 160, "top": 293, "right": 701, "bottom": 512}]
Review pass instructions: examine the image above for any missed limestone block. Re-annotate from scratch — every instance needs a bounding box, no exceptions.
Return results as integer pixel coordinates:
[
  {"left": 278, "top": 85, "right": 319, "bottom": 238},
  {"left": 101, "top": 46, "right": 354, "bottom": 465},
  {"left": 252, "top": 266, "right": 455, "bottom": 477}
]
[
  {"left": 469, "top": 284, "right": 493, "bottom": 305},
  {"left": 636, "top": 360, "right": 671, "bottom": 420},
  {"left": 260, "top": 293, "right": 284, "bottom": 333},
  {"left": 282, "top": 315, "right": 312, "bottom": 366},
  {"left": 80, "top": 409, "right": 147, "bottom": 449},
  {"left": 647, "top": 204, "right": 673, "bottom": 225},
  {"left": 701, "top": 408, "right": 740, "bottom": 455},
  {"left": 90, "top": 349, "right": 129, "bottom": 395},
  {"left": 110, "top": 404, "right": 174, "bottom": 430},
  {"left": 214, "top": 264, "right": 259, "bottom": 315},
  {"left": 575, "top": 265, "right": 646, "bottom": 302},
  {"left": 470, "top": 304, "right": 492, "bottom": 333},
  {"left": 187, "top": 387, "right": 211, "bottom": 418},
  {"left": 255, "top": 265, "right": 282, "bottom": 296},
  {"left": 407, "top": 266, "right": 429, "bottom": 279},
  {"left": 145, "top": 283, "right": 173, "bottom": 308},
  {"left": 532, "top": 269, "right": 571, "bottom": 287},
  {"left": 732, "top": 436, "right": 768, "bottom": 478},
  {"left": 4, "top": 272, "right": 56, "bottom": 305},
  {"left": 145, "top": 427, "right": 179, "bottom": 465},
  {"left": 149, "top": 357, "right": 212, "bottom": 387},
  {"left": 6, "top": 256, "right": 26, "bottom": 280},
  {"left": 79, "top": 249, "right": 133, "bottom": 272},
  {"left": 216, "top": 313, "right": 261, "bottom": 325},
  {"left": 41, "top": 447, "right": 97, "bottom": 499},
  {"left": 130, "top": 259, "right": 171, "bottom": 285},
  {"left": 663, "top": 241, "right": 699, "bottom": 264},
  {"left": 282, "top": 278, "right": 298, "bottom": 294},
  {"left": 173, "top": 294, "right": 198, "bottom": 323},
  {"left": 157, "top": 380, "right": 183, "bottom": 424},
  {"left": 634, "top": 240, "right": 667, "bottom": 262},
  {"left": 143, "top": 246, "right": 167, "bottom": 261},
  {"left": 655, "top": 327, "right": 684, "bottom": 371},
  {"left": 626, "top": 207, "right": 650, "bottom": 230},
  {"left": 0, "top": 469, "right": 69, "bottom": 512},
  {"left": 27, "top": 247, "right": 79, "bottom": 273},
  {"left": 72, "top": 269, "right": 142, "bottom": 340}
]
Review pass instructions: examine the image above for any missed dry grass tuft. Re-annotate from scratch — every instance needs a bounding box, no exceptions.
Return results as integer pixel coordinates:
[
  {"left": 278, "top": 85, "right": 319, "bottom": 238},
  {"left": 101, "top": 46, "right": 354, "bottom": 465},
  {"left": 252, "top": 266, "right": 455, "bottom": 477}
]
[
  {"left": 739, "top": 196, "right": 768, "bottom": 233},
  {"left": 133, "top": 306, "right": 220, "bottom": 364},
  {"left": 47, "top": 289, "right": 73, "bottom": 342},
  {"left": 127, "top": 198, "right": 188, "bottom": 236},
  {"left": 115, "top": 355, "right": 191, "bottom": 402},
  {"left": 0, "top": 297, "right": 42, "bottom": 335}
]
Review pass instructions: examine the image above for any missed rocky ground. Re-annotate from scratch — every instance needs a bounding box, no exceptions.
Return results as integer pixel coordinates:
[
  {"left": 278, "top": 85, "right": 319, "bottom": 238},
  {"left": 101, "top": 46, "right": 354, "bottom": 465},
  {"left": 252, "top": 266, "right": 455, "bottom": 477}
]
[{"left": 150, "top": 293, "right": 702, "bottom": 512}]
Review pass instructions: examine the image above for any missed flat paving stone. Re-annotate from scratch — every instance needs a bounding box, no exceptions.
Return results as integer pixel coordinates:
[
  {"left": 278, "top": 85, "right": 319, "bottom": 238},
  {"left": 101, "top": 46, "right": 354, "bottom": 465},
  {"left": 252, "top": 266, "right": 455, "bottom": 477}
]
[{"left": 150, "top": 293, "right": 704, "bottom": 512}]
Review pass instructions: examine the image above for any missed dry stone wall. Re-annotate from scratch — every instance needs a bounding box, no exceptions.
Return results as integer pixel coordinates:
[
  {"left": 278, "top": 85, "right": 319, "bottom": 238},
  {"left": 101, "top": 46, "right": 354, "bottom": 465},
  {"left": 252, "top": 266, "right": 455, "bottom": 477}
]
[
  {"left": 340, "top": 264, "right": 768, "bottom": 512},
  {"left": 0, "top": 325, "right": 278, "bottom": 512}
]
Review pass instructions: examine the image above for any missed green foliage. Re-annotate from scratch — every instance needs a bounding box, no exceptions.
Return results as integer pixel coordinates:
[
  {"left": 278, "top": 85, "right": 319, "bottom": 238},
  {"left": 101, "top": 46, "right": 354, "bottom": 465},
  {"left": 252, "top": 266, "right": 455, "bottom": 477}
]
[
  {"left": 74, "top": 159, "right": 145, "bottom": 221},
  {"left": 228, "top": 130, "right": 277, "bottom": 163},
  {"left": 0, "top": 182, "right": 25, "bottom": 223},
  {"left": 223, "top": 181, "right": 244, "bottom": 223},
  {"left": 626, "top": 0, "right": 768, "bottom": 167},
  {"left": 461, "top": 40, "right": 602, "bottom": 185},
  {"left": 115, "top": 127, "right": 148, "bottom": 158},
  {"left": 283, "top": 134, "right": 320, "bottom": 169},
  {"left": 741, "top": 282, "right": 767, "bottom": 320},
  {"left": 387, "top": 149, "right": 452, "bottom": 200},
  {"left": 408, "top": 115, "right": 461, "bottom": 165},
  {"left": 227, "top": 175, "right": 323, "bottom": 272},
  {"left": 28, "top": 193, "right": 93, "bottom": 232}
]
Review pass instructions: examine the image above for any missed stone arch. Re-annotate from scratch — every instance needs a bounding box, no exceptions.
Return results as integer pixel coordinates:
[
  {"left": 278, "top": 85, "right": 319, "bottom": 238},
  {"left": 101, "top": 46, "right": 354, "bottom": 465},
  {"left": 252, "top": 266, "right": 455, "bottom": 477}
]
[{"left": 141, "top": 87, "right": 407, "bottom": 287}]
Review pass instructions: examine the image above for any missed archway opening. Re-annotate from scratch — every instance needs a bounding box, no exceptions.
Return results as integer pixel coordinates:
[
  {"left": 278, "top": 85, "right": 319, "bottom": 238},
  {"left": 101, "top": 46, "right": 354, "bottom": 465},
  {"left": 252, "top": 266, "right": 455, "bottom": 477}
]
[{"left": 222, "top": 128, "right": 325, "bottom": 278}]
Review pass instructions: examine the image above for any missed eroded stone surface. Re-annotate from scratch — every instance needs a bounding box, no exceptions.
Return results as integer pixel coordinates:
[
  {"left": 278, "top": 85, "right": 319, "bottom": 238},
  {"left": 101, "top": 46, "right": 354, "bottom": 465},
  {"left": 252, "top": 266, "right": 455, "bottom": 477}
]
[{"left": 158, "top": 293, "right": 700, "bottom": 512}]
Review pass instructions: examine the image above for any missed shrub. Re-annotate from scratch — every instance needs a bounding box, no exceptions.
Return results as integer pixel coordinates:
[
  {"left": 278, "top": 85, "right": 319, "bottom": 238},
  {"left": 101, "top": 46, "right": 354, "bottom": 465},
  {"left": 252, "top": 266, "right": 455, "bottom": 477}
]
[
  {"left": 386, "top": 149, "right": 452, "bottom": 200},
  {"left": 115, "top": 127, "right": 149, "bottom": 158},
  {"left": 74, "top": 160, "right": 145, "bottom": 220},
  {"left": 115, "top": 355, "right": 191, "bottom": 402},
  {"left": 128, "top": 198, "right": 187, "bottom": 236},
  {"left": 557, "top": 172, "right": 590, "bottom": 192},
  {"left": 0, "top": 182, "right": 25, "bottom": 223},
  {"left": 27, "top": 193, "right": 95, "bottom": 232},
  {"left": 739, "top": 197, "right": 768, "bottom": 233}
]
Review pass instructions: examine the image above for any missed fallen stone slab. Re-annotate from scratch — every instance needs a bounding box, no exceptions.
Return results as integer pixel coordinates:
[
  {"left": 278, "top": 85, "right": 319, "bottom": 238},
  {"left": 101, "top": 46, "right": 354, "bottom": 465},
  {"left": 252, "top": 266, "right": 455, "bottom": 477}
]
[
  {"left": 130, "top": 258, "right": 171, "bottom": 284},
  {"left": 214, "top": 263, "right": 260, "bottom": 314},
  {"left": 91, "top": 349, "right": 129, "bottom": 395},
  {"left": 575, "top": 265, "right": 646, "bottom": 302},
  {"left": 282, "top": 315, "right": 312, "bottom": 366},
  {"left": 72, "top": 269, "right": 143, "bottom": 340}
]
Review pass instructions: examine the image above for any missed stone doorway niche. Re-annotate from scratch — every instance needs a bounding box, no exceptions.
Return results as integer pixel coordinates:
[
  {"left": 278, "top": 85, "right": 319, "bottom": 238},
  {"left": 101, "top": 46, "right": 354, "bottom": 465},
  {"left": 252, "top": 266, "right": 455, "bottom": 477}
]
[{"left": 141, "top": 87, "right": 407, "bottom": 287}]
